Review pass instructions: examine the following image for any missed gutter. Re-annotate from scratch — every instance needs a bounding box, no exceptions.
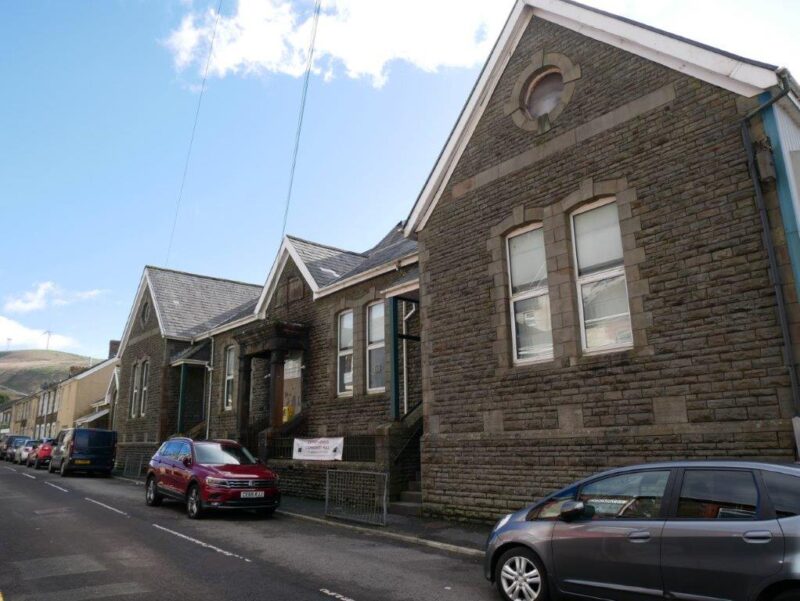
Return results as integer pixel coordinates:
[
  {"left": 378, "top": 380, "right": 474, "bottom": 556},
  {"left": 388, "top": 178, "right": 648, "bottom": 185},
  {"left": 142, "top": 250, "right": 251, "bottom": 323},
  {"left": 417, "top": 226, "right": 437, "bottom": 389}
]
[{"left": 740, "top": 69, "right": 800, "bottom": 449}]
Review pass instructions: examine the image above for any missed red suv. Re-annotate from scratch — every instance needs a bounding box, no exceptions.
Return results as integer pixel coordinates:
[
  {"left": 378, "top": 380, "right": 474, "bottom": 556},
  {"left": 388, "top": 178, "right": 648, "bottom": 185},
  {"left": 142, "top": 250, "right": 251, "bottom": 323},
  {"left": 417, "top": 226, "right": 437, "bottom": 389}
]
[{"left": 144, "top": 438, "right": 280, "bottom": 519}]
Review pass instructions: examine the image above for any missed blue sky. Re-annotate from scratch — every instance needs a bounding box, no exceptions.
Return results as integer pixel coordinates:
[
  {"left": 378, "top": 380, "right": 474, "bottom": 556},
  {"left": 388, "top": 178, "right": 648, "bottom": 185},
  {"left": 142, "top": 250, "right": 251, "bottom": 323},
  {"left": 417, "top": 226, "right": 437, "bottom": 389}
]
[{"left": 1, "top": 0, "right": 798, "bottom": 359}]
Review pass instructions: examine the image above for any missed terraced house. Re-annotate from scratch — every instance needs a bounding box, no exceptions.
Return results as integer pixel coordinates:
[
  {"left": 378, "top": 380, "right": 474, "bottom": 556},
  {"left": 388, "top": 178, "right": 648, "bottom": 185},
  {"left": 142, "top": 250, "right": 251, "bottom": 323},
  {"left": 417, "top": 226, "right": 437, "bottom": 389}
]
[{"left": 403, "top": 0, "right": 800, "bottom": 520}]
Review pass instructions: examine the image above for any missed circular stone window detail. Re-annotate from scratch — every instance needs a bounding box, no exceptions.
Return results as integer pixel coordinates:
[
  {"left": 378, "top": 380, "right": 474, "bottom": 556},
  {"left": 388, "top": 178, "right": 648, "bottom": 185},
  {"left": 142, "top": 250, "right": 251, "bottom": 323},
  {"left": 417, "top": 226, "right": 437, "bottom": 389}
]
[{"left": 505, "top": 51, "right": 581, "bottom": 134}]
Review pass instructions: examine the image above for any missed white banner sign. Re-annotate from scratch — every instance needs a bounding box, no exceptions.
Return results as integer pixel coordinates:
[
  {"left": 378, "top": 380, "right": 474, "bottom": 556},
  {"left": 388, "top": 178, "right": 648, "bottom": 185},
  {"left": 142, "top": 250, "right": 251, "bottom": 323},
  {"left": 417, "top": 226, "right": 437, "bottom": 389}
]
[{"left": 292, "top": 437, "right": 344, "bottom": 461}]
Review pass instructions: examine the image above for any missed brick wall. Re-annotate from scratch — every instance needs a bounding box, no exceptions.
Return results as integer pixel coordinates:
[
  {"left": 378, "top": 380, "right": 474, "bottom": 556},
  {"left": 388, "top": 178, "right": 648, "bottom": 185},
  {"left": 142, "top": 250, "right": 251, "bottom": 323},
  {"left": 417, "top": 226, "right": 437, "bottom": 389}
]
[{"left": 418, "top": 18, "right": 797, "bottom": 522}]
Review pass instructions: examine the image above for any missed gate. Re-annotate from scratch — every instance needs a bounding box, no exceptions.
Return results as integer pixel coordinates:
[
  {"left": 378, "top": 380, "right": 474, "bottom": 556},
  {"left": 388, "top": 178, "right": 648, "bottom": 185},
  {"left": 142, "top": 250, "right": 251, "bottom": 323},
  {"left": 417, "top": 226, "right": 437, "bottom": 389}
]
[{"left": 325, "top": 470, "right": 388, "bottom": 526}]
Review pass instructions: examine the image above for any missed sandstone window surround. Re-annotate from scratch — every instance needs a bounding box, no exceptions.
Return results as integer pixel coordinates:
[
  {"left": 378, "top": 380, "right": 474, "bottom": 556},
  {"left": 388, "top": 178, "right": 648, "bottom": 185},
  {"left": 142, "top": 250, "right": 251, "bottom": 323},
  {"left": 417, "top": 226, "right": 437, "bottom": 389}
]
[
  {"left": 506, "top": 223, "right": 553, "bottom": 364},
  {"left": 337, "top": 310, "right": 354, "bottom": 397},
  {"left": 223, "top": 346, "right": 236, "bottom": 410},
  {"left": 488, "top": 178, "right": 651, "bottom": 373},
  {"left": 505, "top": 51, "right": 581, "bottom": 134}
]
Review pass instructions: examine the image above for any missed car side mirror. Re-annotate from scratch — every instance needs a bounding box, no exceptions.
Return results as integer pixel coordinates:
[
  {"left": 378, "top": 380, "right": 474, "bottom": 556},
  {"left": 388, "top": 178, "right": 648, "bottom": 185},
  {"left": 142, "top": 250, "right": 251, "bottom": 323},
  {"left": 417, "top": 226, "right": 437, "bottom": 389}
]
[
  {"left": 559, "top": 500, "right": 586, "bottom": 521},
  {"left": 182, "top": 456, "right": 192, "bottom": 467}
]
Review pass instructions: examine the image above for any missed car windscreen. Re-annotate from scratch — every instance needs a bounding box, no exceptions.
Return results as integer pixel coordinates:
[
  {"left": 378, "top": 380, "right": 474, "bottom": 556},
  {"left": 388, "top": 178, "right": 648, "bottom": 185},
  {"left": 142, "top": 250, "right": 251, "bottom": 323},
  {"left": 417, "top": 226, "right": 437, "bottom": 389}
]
[
  {"left": 74, "top": 430, "right": 115, "bottom": 449},
  {"left": 13, "top": 438, "right": 29, "bottom": 447},
  {"left": 194, "top": 443, "right": 257, "bottom": 465}
]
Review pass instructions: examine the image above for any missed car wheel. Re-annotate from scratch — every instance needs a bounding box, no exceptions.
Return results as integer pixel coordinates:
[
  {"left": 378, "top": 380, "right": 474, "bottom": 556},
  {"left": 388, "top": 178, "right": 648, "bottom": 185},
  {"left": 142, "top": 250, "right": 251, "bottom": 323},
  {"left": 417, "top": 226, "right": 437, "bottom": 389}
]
[
  {"left": 186, "top": 485, "right": 204, "bottom": 519},
  {"left": 495, "top": 547, "right": 548, "bottom": 601},
  {"left": 145, "top": 476, "right": 163, "bottom": 507},
  {"left": 59, "top": 460, "right": 70, "bottom": 477},
  {"left": 48, "top": 460, "right": 55, "bottom": 473}
]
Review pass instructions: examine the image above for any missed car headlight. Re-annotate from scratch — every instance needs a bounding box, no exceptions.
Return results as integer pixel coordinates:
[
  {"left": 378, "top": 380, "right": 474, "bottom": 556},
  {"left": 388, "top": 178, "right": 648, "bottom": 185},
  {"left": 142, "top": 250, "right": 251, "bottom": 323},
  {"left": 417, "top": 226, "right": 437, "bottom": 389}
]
[
  {"left": 205, "top": 477, "right": 227, "bottom": 487},
  {"left": 494, "top": 513, "right": 512, "bottom": 532}
]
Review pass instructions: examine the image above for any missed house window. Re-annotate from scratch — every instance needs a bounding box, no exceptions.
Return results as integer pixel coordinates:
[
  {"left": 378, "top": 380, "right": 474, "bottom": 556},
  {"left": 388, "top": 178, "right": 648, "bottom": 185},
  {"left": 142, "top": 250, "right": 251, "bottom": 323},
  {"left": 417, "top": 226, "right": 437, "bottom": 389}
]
[
  {"left": 367, "top": 302, "right": 385, "bottom": 392},
  {"left": 139, "top": 361, "right": 149, "bottom": 417},
  {"left": 130, "top": 363, "right": 140, "bottom": 418},
  {"left": 141, "top": 300, "right": 150, "bottom": 326},
  {"left": 571, "top": 198, "right": 632, "bottom": 352},
  {"left": 506, "top": 224, "right": 553, "bottom": 362},
  {"left": 525, "top": 70, "right": 564, "bottom": 119},
  {"left": 223, "top": 346, "right": 235, "bottom": 410},
  {"left": 337, "top": 310, "right": 354, "bottom": 396}
]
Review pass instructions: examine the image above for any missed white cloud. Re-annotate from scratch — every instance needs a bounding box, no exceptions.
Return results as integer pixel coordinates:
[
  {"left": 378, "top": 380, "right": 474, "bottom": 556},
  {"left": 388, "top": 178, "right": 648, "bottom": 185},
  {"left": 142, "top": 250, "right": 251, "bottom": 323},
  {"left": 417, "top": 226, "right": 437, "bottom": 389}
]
[
  {"left": 166, "top": 0, "right": 511, "bottom": 87},
  {"left": 4, "top": 282, "right": 107, "bottom": 314},
  {"left": 0, "top": 316, "right": 76, "bottom": 351}
]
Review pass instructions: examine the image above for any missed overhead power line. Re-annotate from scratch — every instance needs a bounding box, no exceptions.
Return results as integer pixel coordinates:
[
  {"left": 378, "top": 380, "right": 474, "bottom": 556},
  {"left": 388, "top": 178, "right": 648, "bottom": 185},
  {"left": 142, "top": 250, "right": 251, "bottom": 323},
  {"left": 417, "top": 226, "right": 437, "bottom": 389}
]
[
  {"left": 280, "top": 0, "right": 323, "bottom": 239},
  {"left": 165, "top": 0, "right": 225, "bottom": 266}
]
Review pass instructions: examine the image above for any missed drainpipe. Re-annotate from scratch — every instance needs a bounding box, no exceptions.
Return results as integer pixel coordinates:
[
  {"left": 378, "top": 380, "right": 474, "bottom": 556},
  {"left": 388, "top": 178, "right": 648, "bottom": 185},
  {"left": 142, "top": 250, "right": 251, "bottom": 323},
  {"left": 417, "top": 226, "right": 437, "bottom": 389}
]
[
  {"left": 177, "top": 363, "right": 187, "bottom": 435},
  {"left": 205, "top": 338, "right": 214, "bottom": 440},
  {"left": 740, "top": 69, "right": 800, "bottom": 454}
]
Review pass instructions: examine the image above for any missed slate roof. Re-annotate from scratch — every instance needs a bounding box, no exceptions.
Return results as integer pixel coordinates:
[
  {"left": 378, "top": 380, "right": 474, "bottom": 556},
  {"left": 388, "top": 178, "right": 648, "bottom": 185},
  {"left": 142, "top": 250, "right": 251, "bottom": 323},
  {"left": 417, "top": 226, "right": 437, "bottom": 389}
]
[
  {"left": 286, "top": 236, "right": 366, "bottom": 288},
  {"left": 145, "top": 267, "right": 262, "bottom": 339},
  {"left": 170, "top": 340, "right": 212, "bottom": 364}
]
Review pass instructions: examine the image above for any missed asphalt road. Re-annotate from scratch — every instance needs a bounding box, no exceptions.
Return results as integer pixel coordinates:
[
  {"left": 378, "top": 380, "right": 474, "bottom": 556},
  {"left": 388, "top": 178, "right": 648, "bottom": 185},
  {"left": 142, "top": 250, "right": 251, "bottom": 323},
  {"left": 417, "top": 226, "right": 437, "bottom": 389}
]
[{"left": 0, "top": 464, "right": 493, "bottom": 601}]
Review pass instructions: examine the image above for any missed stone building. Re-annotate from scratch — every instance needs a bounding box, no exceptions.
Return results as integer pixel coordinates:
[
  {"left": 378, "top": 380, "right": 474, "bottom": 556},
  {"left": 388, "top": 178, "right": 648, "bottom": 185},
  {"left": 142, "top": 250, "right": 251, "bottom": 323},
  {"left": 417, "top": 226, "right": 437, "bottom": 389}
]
[
  {"left": 402, "top": 0, "right": 800, "bottom": 520},
  {"left": 113, "top": 266, "right": 262, "bottom": 467}
]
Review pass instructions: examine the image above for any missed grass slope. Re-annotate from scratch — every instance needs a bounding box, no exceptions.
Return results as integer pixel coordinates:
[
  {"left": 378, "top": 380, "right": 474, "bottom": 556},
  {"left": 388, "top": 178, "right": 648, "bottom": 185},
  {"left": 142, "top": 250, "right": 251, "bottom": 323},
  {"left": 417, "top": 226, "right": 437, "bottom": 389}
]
[{"left": 0, "top": 350, "right": 100, "bottom": 395}]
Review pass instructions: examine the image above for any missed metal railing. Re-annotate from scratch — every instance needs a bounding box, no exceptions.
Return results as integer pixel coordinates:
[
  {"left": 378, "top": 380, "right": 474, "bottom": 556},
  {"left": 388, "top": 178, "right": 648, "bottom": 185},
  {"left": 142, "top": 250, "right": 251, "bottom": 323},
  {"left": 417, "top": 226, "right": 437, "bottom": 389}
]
[
  {"left": 325, "top": 470, "right": 387, "bottom": 526},
  {"left": 266, "top": 435, "right": 376, "bottom": 462},
  {"left": 115, "top": 453, "right": 151, "bottom": 480}
]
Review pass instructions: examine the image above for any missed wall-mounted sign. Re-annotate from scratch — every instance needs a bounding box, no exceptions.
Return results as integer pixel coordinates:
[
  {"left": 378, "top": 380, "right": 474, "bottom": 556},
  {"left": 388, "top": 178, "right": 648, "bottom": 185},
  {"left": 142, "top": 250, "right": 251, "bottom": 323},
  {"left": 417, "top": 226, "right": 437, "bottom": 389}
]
[{"left": 292, "top": 437, "right": 343, "bottom": 461}]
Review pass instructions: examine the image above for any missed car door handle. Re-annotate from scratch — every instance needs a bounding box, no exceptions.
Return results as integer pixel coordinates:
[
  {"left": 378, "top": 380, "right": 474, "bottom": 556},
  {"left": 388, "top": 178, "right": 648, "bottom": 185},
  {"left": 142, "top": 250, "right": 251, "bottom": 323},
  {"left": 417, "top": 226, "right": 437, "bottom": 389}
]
[
  {"left": 743, "top": 531, "right": 772, "bottom": 543},
  {"left": 628, "top": 530, "right": 651, "bottom": 542}
]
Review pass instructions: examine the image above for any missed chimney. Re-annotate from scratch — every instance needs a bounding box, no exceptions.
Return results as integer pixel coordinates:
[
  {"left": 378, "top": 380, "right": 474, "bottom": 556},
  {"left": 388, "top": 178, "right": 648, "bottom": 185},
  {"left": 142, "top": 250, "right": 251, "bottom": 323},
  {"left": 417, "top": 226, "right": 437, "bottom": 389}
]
[{"left": 108, "top": 340, "right": 121, "bottom": 359}]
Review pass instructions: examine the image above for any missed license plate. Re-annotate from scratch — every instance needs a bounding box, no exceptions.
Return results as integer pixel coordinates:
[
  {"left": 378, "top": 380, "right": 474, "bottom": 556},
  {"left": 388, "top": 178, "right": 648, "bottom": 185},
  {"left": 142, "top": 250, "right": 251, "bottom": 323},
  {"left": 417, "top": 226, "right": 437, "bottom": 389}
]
[
  {"left": 74, "top": 460, "right": 91, "bottom": 465},
  {"left": 240, "top": 491, "right": 265, "bottom": 499}
]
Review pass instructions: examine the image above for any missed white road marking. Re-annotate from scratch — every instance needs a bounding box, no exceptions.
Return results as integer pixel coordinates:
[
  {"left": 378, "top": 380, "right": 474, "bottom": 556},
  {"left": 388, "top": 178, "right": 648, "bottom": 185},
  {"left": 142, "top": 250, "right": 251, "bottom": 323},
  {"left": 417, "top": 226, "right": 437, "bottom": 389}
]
[
  {"left": 84, "top": 497, "right": 128, "bottom": 516},
  {"left": 22, "top": 473, "right": 36, "bottom": 479},
  {"left": 45, "top": 482, "right": 69, "bottom": 493},
  {"left": 320, "top": 588, "right": 356, "bottom": 601},
  {"left": 152, "top": 523, "right": 252, "bottom": 562},
  {"left": 4, "top": 467, "right": 16, "bottom": 472}
]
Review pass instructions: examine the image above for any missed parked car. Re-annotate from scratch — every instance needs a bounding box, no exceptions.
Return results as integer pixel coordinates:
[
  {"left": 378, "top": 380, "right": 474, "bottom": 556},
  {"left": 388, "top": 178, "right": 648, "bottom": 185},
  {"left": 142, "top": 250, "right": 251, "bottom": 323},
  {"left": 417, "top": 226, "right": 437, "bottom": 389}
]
[
  {"left": 3, "top": 436, "right": 30, "bottom": 462},
  {"left": 486, "top": 461, "right": 800, "bottom": 601},
  {"left": 27, "top": 438, "right": 55, "bottom": 469},
  {"left": 49, "top": 428, "right": 116, "bottom": 477},
  {"left": 145, "top": 438, "right": 280, "bottom": 519},
  {"left": 15, "top": 439, "right": 40, "bottom": 464}
]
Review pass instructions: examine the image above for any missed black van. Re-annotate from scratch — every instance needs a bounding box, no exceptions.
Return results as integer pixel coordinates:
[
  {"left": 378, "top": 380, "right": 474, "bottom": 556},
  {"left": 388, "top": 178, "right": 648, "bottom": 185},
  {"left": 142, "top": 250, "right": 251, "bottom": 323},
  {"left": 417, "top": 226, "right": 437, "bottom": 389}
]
[{"left": 49, "top": 428, "right": 117, "bottom": 477}]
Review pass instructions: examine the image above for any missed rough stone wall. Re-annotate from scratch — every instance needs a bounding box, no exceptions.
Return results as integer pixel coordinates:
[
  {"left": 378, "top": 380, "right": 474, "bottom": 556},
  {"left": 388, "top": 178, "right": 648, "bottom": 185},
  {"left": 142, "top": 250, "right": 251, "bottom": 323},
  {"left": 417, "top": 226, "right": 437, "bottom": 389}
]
[{"left": 418, "top": 18, "right": 797, "bottom": 522}]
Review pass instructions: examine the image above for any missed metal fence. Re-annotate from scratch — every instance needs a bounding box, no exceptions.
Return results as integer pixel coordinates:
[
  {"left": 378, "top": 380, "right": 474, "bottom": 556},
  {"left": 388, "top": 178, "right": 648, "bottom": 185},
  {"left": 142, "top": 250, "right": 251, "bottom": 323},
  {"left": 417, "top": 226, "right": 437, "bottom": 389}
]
[
  {"left": 115, "top": 453, "right": 151, "bottom": 480},
  {"left": 325, "top": 470, "right": 388, "bottom": 526},
  {"left": 267, "top": 436, "right": 376, "bottom": 463}
]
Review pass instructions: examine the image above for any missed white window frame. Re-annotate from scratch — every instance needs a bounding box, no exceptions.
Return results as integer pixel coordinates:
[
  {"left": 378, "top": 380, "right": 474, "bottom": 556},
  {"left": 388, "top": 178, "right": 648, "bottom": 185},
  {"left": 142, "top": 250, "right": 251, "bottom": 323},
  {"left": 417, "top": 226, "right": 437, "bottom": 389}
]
[
  {"left": 506, "top": 223, "right": 553, "bottom": 365},
  {"left": 139, "top": 361, "right": 149, "bottom": 417},
  {"left": 130, "top": 363, "right": 140, "bottom": 418},
  {"left": 223, "top": 346, "right": 235, "bottom": 410},
  {"left": 366, "top": 301, "right": 386, "bottom": 393},
  {"left": 337, "top": 310, "right": 354, "bottom": 397},
  {"left": 570, "top": 197, "right": 633, "bottom": 354}
]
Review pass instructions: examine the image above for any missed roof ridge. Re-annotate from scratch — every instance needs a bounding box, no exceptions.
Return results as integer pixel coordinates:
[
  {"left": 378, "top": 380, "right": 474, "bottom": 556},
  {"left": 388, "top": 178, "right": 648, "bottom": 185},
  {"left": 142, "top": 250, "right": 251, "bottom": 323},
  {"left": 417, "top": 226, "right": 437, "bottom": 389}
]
[
  {"left": 144, "top": 265, "right": 262, "bottom": 289},
  {"left": 286, "top": 235, "right": 366, "bottom": 257}
]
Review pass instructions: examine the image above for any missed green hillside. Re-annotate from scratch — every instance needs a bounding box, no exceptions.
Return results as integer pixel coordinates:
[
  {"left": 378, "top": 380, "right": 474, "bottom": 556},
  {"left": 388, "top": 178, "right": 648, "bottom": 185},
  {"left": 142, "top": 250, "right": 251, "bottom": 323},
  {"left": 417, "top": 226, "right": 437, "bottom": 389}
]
[{"left": 0, "top": 350, "right": 101, "bottom": 396}]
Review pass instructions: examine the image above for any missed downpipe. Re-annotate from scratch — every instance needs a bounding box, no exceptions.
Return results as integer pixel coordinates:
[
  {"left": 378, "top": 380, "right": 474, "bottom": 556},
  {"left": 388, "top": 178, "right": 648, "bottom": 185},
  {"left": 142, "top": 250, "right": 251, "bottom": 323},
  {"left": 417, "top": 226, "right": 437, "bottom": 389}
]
[{"left": 740, "top": 69, "right": 800, "bottom": 454}]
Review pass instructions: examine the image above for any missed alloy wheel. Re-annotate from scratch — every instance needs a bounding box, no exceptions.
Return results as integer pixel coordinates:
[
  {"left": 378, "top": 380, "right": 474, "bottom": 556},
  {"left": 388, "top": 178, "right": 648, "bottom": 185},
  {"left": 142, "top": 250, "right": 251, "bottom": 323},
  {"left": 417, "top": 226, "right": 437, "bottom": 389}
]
[
  {"left": 146, "top": 480, "right": 155, "bottom": 503},
  {"left": 188, "top": 488, "right": 199, "bottom": 518},
  {"left": 500, "top": 556, "right": 541, "bottom": 601}
]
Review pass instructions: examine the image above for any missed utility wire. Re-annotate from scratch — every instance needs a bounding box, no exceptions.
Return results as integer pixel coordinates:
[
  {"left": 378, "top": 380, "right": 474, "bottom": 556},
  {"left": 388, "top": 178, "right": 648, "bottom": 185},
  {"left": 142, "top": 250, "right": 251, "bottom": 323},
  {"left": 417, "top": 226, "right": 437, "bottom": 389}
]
[
  {"left": 280, "top": 0, "right": 322, "bottom": 239},
  {"left": 165, "top": 0, "right": 225, "bottom": 266}
]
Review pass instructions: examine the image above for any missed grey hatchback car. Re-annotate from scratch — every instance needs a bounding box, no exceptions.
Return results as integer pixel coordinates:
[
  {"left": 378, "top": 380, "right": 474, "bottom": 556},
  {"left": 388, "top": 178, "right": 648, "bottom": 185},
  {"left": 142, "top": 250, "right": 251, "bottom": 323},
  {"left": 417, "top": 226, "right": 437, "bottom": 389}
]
[{"left": 486, "top": 461, "right": 800, "bottom": 601}]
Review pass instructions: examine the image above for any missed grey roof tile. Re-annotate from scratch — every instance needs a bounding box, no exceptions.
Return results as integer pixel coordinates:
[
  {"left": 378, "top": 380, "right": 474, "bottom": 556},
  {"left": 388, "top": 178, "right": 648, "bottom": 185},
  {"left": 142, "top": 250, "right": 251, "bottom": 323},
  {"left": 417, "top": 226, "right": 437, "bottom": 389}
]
[
  {"left": 287, "top": 236, "right": 366, "bottom": 288},
  {"left": 146, "top": 267, "right": 262, "bottom": 339}
]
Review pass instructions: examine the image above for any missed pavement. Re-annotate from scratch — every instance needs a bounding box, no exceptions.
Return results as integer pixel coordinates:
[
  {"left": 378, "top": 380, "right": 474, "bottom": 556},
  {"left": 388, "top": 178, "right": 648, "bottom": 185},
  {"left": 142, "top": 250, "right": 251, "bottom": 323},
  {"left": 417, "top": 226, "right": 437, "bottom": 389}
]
[{"left": 0, "top": 463, "right": 498, "bottom": 601}]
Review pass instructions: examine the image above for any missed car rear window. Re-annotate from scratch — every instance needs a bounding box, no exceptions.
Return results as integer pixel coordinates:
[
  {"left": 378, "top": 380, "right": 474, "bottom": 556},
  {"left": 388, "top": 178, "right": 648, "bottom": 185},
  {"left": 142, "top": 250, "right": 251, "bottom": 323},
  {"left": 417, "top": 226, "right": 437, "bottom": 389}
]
[
  {"left": 677, "top": 470, "right": 758, "bottom": 519},
  {"left": 74, "top": 430, "right": 115, "bottom": 449},
  {"left": 762, "top": 470, "right": 800, "bottom": 518}
]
